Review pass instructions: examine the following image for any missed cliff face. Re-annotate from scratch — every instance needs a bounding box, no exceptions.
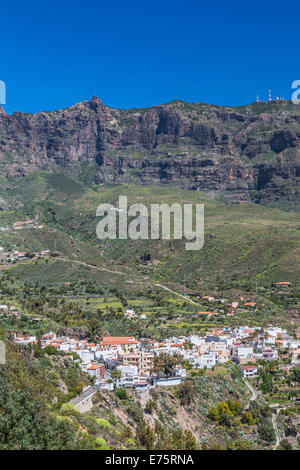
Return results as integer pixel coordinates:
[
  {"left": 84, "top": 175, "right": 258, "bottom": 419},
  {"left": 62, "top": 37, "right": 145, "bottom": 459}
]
[{"left": 1, "top": 97, "right": 300, "bottom": 205}]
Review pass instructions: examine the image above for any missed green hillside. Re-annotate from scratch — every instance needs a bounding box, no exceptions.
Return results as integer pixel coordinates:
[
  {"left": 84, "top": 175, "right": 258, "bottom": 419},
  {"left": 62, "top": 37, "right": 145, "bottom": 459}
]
[
  {"left": 1, "top": 170, "right": 300, "bottom": 288},
  {"left": 0, "top": 169, "right": 299, "bottom": 334}
]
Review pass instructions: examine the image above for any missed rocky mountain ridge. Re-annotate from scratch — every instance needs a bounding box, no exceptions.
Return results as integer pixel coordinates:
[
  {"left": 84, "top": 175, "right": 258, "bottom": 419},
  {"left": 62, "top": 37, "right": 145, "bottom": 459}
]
[{"left": 1, "top": 97, "right": 300, "bottom": 206}]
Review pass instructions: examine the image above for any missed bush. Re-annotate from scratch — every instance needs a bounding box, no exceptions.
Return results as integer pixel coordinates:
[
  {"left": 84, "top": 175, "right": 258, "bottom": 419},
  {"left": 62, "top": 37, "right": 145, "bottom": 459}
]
[
  {"left": 258, "top": 424, "right": 275, "bottom": 444},
  {"left": 279, "top": 439, "right": 293, "bottom": 450},
  {"left": 144, "top": 399, "right": 157, "bottom": 414},
  {"left": 96, "top": 418, "right": 111, "bottom": 429},
  {"left": 115, "top": 388, "right": 128, "bottom": 400},
  {"left": 177, "top": 380, "right": 195, "bottom": 406},
  {"left": 43, "top": 345, "right": 60, "bottom": 356},
  {"left": 241, "top": 411, "right": 255, "bottom": 425},
  {"left": 126, "top": 402, "right": 143, "bottom": 422},
  {"left": 60, "top": 403, "right": 80, "bottom": 418}
]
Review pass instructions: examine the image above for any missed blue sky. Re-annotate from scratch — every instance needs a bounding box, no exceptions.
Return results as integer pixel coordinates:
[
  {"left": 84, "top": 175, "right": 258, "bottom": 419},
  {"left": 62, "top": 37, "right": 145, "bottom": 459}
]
[{"left": 1, "top": 0, "right": 299, "bottom": 114}]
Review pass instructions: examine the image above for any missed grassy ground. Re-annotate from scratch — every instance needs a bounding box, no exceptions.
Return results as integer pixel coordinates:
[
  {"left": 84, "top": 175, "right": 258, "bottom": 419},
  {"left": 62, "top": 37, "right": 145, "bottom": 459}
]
[{"left": 1, "top": 171, "right": 300, "bottom": 333}]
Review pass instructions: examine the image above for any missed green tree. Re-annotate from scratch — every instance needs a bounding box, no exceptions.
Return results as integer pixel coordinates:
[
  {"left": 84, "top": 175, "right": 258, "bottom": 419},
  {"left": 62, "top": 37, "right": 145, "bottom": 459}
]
[
  {"left": 111, "top": 368, "right": 122, "bottom": 386},
  {"left": 177, "top": 380, "right": 195, "bottom": 406},
  {"left": 136, "top": 421, "right": 155, "bottom": 449},
  {"left": 258, "top": 424, "right": 276, "bottom": 444},
  {"left": 86, "top": 313, "right": 102, "bottom": 343},
  {"left": 183, "top": 429, "right": 198, "bottom": 450},
  {"left": 291, "top": 367, "right": 300, "bottom": 384},
  {"left": 0, "top": 379, "right": 78, "bottom": 450},
  {"left": 115, "top": 388, "right": 127, "bottom": 400},
  {"left": 153, "top": 352, "right": 183, "bottom": 376}
]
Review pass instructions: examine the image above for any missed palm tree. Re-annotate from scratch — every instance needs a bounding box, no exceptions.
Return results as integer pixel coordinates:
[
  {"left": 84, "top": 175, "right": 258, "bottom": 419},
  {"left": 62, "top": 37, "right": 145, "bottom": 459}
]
[
  {"left": 265, "top": 360, "right": 278, "bottom": 374},
  {"left": 111, "top": 368, "right": 122, "bottom": 387}
]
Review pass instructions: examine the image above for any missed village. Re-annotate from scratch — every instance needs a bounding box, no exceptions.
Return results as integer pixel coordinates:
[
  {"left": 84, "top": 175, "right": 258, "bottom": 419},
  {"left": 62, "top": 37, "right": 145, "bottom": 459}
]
[
  {"left": 0, "top": 218, "right": 54, "bottom": 263},
  {"left": 0, "top": 248, "right": 54, "bottom": 263},
  {"left": 12, "top": 321, "right": 300, "bottom": 392},
  {"left": 0, "top": 242, "right": 298, "bottom": 449}
]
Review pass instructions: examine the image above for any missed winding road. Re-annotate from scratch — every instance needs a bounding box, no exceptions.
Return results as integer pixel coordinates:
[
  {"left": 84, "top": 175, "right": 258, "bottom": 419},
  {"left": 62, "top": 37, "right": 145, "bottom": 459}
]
[
  {"left": 70, "top": 386, "right": 97, "bottom": 408},
  {"left": 243, "top": 377, "right": 281, "bottom": 449}
]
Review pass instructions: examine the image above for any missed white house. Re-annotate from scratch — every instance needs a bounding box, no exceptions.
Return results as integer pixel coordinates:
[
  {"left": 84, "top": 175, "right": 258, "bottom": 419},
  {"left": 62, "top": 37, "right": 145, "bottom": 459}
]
[
  {"left": 191, "top": 353, "right": 216, "bottom": 369},
  {"left": 236, "top": 346, "right": 254, "bottom": 360},
  {"left": 115, "top": 365, "right": 147, "bottom": 388},
  {"left": 291, "top": 348, "right": 300, "bottom": 364},
  {"left": 241, "top": 365, "right": 258, "bottom": 378},
  {"left": 262, "top": 348, "right": 278, "bottom": 360},
  {"left": 124, "top": 309, "right": 137, "bottom": 319},
  {"left": 13, "top": 334, "right": 37, "bottom": 345},
  {"left": 76, "top": 349, "right": 95, "bottom": 362}
]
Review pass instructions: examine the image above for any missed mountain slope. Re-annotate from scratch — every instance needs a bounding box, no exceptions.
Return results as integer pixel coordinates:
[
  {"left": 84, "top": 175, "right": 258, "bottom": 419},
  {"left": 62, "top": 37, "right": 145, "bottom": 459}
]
[
  {"left": 1, "top": 172, "right": 300, "bottom": 289},
  {"left": 1, "top": 98, "right": 300, "bottom": 208}
]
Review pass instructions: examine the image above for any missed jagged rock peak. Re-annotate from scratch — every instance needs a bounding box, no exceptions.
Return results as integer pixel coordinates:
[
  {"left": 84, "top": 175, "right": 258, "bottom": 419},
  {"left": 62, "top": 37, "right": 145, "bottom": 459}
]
[{"left": 90, "top": 95, "right": 103, "bottom": 104}]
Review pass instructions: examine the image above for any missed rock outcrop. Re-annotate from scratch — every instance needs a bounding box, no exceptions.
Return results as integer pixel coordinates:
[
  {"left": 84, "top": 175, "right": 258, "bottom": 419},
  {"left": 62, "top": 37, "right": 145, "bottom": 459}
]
[{"left": 1, "top": 97, "right": 300, "bottom": 205}]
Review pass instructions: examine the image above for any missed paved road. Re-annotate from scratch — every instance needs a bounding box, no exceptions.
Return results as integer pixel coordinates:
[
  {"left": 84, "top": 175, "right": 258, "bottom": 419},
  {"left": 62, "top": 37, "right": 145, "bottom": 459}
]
[{"left": 70, "top": 386, "right": 97, "bottom": 408}]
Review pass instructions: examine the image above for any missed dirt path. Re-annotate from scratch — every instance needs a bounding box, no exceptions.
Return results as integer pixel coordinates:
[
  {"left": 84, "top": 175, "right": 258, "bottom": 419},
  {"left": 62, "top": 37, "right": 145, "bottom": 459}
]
[
  {"left": 58, "top": 257, "right": 126, "bottom": 275},
  {"left": 154, "top": 283, "right": 200, "bottom": 305},
  {"left": 59, "top": 257, "right": 200, "bottom": 305},
  {"left": 242, "top": 377, "right": 257, "bottom": 402},
  {"left": 272, "top": 410, "right": 281, "bottom": 450}
]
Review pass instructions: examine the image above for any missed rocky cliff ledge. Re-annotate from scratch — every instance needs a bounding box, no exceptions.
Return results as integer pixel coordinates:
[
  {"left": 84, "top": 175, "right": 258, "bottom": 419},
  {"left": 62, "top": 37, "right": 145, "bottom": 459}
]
[{"left": 1, "top": 97, "right": 300, "bottom": 205}]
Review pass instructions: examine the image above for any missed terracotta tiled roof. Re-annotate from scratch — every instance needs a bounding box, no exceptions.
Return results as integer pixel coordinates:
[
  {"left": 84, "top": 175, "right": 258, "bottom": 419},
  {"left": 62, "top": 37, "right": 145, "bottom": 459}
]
[
  {"left": 87, "top": 364, "right": 101, "bottom": 370},
  {"left": 99, "top": 336, "right": 139, "bottom": 346}
]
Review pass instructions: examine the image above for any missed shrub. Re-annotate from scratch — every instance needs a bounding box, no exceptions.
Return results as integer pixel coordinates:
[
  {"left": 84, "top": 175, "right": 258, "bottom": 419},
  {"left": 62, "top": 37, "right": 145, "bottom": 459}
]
[
  {"left": 177, "top": 380, "right": 195, "bottom": 406},
  {"left": 279, "top": 439, "right": 293, "bottom": 450},
  {"left": 126, "top": 402, "right": 143, "bottom": 422},
  {"left": 144, "top": 399, "right": 157, "bottom": 414},
  {"left": 95, "top": 437, "right": 110, "bottom": 450},
  {"left": 115, "top": 388, "right": 128, "bottom": 400},
  {"left": 241, "top": 411, "right": 255, "bottom": 425},
  {"left": 96, "top": 418, "right": 111, "bottom": 429},
  {"left": 258, "top": 424, "right": 276, "bottom": 444}
]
